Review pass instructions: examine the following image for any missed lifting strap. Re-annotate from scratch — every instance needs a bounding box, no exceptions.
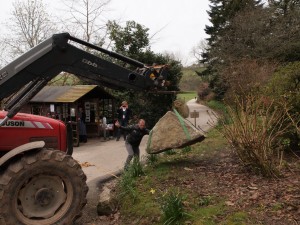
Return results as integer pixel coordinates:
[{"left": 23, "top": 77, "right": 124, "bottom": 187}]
[{"left": 173, "top": 109, "right": 191, "bottom": 140}]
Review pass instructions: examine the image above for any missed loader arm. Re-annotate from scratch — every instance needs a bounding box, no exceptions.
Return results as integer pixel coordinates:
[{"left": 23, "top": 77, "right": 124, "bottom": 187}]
[{"left": 0, "top": 33, "right": 168, "bottom": 124}]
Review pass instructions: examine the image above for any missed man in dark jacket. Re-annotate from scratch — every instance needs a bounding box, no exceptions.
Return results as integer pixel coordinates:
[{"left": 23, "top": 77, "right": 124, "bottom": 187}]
[
  {"left": 115, "top": 119, "right": 149, "bottom": 169},
  {"left": 116, "top": 101, "right": 132, "bottom": 141}
]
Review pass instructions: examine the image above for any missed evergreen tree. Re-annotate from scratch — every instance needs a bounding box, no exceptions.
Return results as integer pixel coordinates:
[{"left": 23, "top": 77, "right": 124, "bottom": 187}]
[
  {"left": 201, "top": 0, "right": 262, "bottom": 99},
  {"left": 268, "top": 0, "right": 300, "bottom": 15},
  {"left": 204, "top": 0, "right": 262, "bottom": 61},
  {"left": 107, "top": 20, "right": 182, "bottom": 128}
]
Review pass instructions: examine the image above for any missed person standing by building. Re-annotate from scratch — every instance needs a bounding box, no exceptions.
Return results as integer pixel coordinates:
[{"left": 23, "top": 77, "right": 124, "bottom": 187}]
[
  {"left": 78, "top": 107, "right": 87, "bottom": 143},
  {"left": 116, "top": 101, "right": 132, "bottom": 141},
  {"left": 115, "top": 119, "right": 149, "bottom": 169},
  {"left": 102, "top": 114, "right": 107, "bottom": 141}
]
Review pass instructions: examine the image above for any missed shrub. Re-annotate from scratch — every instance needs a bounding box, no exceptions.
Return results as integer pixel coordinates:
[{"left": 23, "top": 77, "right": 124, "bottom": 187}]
[
  {"left": 218, "top": 95, "right": 294, "bottom": 177},
  {"left": 160, "top": 189, "right": 188, "bottom": 225},
  {"left": 164, "top": 149, "right": 176, "bottom": 155},
  {"left": 265, "top": 62, "right": 300, "bottom": 150},
  {"left": 117, "top": 157, "right": 145, "bottom": 203},
  {"left": 146, "top": 153, "right": 158, "bottom": 166},
  {"left": 129, "top": 156, "right": 145, "bottom": 178},
  {"left": 197, "top": 82, "right": 213, "bottom": 101},
  {"left": 182, "top": 146, "right": 192, "bottom": 153},
  {"left": 221, "top": 59, "right": 277, "bottom": 104},
  {"left": 117, "top": 169, "right": 138, "bottom": 203}
]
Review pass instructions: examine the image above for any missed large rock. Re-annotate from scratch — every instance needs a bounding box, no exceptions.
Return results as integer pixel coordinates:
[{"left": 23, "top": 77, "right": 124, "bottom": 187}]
[
  {"left": 146, "top": 111, "right": 205, "bottom": 154},
  {"left": 97, "top": 186, "right": 118, "bottom": 216},
  {"left": 173, "top": 99, "right": 189, "bottom": 118}
]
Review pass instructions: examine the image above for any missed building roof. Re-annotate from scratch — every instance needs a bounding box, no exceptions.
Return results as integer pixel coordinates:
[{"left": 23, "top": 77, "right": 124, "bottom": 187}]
[{"left": 30, "top": 85, "right": 112, "bottom": 103}]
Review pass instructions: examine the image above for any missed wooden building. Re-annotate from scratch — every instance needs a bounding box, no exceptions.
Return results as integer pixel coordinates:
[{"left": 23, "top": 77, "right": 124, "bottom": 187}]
[{"left": 20, "top": 85, "right": 117, "bottom": 139}]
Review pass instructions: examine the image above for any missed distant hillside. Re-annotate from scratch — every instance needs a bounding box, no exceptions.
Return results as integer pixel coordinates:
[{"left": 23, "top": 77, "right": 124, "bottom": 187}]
[{"left": 179, "top": 65, "right": 206, "bottom": 91}]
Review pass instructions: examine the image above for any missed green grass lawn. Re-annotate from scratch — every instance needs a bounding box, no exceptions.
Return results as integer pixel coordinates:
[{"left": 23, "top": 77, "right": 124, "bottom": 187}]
[{"left": 177, "top": 91, "right": 197, "bottom": 102}]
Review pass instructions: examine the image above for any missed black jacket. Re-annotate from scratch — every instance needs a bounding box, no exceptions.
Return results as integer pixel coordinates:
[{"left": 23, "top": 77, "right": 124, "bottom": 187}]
[
  {"left": 120, "top": 124, "right": 149, "bottom": 146},
  {"left": 117, "top": 107, "right": 132, "bottom": 123}
]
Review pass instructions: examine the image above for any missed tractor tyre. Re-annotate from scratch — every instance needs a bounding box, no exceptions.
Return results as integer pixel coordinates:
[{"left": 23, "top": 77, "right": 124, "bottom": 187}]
[{"left": 0, "top": 149, "right": 88, "bottom": 225}]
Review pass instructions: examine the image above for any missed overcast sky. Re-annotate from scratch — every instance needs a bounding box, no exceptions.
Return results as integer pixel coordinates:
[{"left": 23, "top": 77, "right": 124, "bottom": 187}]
[{"left": 0, "top": 0, "right": 210, "bottom": 66}]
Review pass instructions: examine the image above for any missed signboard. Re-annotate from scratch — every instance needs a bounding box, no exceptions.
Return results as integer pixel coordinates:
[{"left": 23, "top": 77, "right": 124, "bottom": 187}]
[
  {"left": 85, "top": 102, "right": 90, "bottom": 122},
  {"left": 70, "top": 108, "right": 76, "bottom": 117},
  {"left": 50, "top": 104, "right": 55, "bottom": 112},
  {"left": 190, "top": 111, "right": 199, "bottom": 118}
]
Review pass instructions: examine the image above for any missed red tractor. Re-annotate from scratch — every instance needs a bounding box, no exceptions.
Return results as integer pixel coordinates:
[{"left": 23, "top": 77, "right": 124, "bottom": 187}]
[
  {"left": 0, "top": 33, "right": 168, "bottom": 225},
  {"left": 0, "top": 112, "right": 87, "bottom": 225}
]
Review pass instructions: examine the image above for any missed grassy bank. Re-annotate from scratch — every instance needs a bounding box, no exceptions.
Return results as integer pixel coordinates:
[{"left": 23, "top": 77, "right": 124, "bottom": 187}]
[
  {"left": 112, "top": 126, "right": 300, "bottom": 225},
  {"left": 116, "top": 129, "right": 237, "bottom": 225}
]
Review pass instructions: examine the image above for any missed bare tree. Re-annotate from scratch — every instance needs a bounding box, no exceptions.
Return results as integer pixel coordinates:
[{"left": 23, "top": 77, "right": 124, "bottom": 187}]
[
  {"left": 0, "top": 0, "right": 56, "bottom": 65},
  {"left": 61, "top": 0, "right": 111, "bottom": 45},
  {"left": 191, "top": 39, "right": 208, "bottom": 63},
  {"left": 45, "top": 0, "right": 112, "bottom": 85}
]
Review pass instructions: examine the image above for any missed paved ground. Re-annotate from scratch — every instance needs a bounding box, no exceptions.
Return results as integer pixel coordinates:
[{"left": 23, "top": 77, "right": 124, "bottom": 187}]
[
  {"left": 185, "top": 99, "right": 217, "bottom": 132},
  {"left": 72, "top": 99, "right": 217, "bottom": 224}
]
